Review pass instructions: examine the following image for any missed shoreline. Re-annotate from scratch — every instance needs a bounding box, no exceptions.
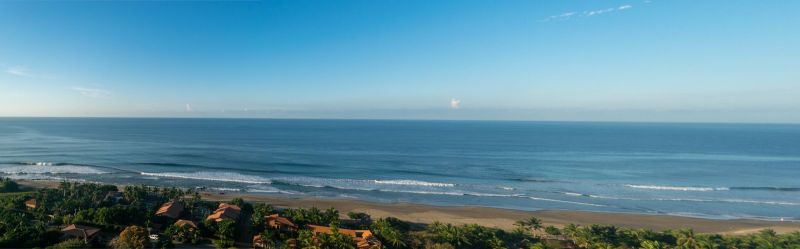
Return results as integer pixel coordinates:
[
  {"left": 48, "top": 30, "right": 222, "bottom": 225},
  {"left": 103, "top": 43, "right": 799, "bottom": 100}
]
[{"left": 16, "top": 179, "right": 800, "bottom": 235}]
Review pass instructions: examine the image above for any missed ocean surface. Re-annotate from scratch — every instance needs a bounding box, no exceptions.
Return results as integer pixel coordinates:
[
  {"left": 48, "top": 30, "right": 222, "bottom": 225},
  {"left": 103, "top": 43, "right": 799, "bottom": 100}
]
[{"left": 1, "top": 118, "right": 799, "bottom": 220}]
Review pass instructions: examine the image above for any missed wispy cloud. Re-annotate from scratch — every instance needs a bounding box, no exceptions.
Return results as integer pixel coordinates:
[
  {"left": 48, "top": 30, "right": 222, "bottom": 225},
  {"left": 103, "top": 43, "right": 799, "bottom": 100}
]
[
  {"left": 6, "top": 66, "right": 34, "bottom": 77},
  {"left": 543, "top": 12, "right": 577, "bottom": 21},
  {"left": 72, "top": 87, "right": 111, "bottom": 98},
  {"left": 450, "top": 98, "right": 461, "bottom": 109},
  {"left": 185, "top": 104, "right": 193, "bottom": 112},
  {"left": 4, "top": 65, "right": 53, "bottom": 79},
  {"left": 541, "top": 4, "right": 634, "bottom": 22},
  {"left": 586, "top": 8, "right": 616, "bottom": 16}
]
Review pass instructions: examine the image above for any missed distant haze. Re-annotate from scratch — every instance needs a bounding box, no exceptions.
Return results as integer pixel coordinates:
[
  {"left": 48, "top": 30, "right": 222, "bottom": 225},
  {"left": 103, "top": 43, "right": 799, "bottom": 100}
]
[{"left": 1, "top": 1, "right": 799, "bottom": 123}]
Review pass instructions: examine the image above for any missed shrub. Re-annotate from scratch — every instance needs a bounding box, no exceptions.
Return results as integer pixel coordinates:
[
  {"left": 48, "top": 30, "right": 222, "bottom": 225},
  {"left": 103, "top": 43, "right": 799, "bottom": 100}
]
[
  {"left": 0, "top": 178, "right": 20, "bottom": 193},
  {"left": 48, "top": 238, "right": 89, "bottom": 249},
  {"left": 110, "top": 225, "right": 149, "bottom": 249}
]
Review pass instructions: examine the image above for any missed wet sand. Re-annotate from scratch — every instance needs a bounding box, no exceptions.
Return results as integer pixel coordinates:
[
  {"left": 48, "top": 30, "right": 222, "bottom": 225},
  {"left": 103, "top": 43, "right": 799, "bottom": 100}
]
[{"left": 17, "top": 179, "right": 800, "bottom": 234}]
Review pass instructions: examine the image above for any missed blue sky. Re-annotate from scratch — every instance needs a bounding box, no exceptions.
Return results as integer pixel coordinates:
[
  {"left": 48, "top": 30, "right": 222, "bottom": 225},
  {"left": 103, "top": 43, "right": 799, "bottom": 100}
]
[{"left": 1, "top": 0, "right": 798, "bottom": 122}]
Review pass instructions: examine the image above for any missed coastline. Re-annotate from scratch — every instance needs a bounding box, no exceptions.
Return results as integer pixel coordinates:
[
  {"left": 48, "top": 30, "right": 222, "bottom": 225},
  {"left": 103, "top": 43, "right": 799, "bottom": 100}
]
[{"left": 17, "top": 179, "right": 800, "bottom": 235}]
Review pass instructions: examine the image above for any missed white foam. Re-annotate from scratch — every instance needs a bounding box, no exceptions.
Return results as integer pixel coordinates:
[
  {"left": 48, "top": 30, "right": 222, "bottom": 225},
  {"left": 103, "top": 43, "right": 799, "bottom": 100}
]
[
  {"left": 467, "top": 192, "right": 523, "bottom": 197},
  {"left": 245, "top": 185, "right": 296, "bottom": 194},
  {"left": 656, "top": 198, "right": 800, "bottom": 206},
  {"left": 372, "top": 179, "right": 455, "bottom": 187},
  {"left": 140, "top": 171, "right": 271, "bottom": 184},
  {"left": 1, "top": 165, "right": 107, "bottom": 174},
  {"left": 583, "top": 194, "right": 800, "bottom": 206},
  {"left": 527, "top": 196, "right": 606, "bottom": 207},
  {"left": 4, "top": 174, "right": 63, "bottom": 180},
  {"left": 625, "top": 184, "right": 728, "bottom": 192},
  {"left": 381, "top": 190, "right": 466, "bottom": 196},
  {"left": 209, "top": 187, "right": 242, "bottom": 192}
]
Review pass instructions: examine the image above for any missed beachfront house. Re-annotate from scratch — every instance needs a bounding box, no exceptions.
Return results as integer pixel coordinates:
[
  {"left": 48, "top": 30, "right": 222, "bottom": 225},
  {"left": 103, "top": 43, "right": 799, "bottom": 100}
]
[
  {"left": 266, "top": 214, "right": 298, "bottom": 232},
  {"left": 307, "top": 225, "right": 381, "bottom": 249},
  {"left": 155, "top": 200, "right": 185, "bottom": 219},
  {"left": 206, "top": 203, "right": 241, "bottom": 222},
  {"left": 24, "top": 199, "right": 37, "bottom": 210},
  {"left": 252, "top": 234, "right": 267, "bottom": 249},
  {"left": 61, "top": 224, "right": 101, "bottom": 243},
  {"left": 254, "top": 235, "right": 297, "bottom": 249},
  {"left": 174, "top": 219, "right": 199, "bottom": 229}
]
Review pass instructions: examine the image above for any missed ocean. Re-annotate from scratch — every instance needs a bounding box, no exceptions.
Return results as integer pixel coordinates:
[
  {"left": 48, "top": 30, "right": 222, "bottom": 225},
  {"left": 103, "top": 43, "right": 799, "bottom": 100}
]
[{"left": 1, "top": 118, "right": 799, "bottom": 221}]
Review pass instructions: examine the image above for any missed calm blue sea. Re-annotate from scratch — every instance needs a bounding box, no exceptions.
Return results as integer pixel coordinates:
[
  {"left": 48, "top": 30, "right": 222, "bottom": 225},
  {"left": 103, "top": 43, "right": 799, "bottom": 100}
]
[{"left": 1, "top": 118, "right": 799, "bottom": 220}]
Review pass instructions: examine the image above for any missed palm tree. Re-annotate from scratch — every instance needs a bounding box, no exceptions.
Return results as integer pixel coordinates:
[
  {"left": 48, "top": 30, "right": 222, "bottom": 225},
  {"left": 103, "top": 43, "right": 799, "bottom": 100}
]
[
  {"left": 755, "top": 229, "right": 779, "bottom": 249},
  {"left": 675, "top": 229, "right": 698, "bottom": 249},
  {"left": 527, "top": 217, "right": 543, "bottom": 231},
  {"left": 297, "top": 230, "right": 319, "bottom": 249},
  {"left": 528, "top": 217, "right": 543, "bottom": 237},
  {"left": 573, "top": 228, "right": 595, "bottom": 249},
  {"left": 514, "top": 220, "right": 528, "bottom": 233},
  {"left": 516, "top": 217, "right": 544, "bottom": 237},
  {"left": 563, "top": 224, "right": 579, "bottom": 240},
  {"left": 641, "top": 240, "right": 666, "bottom": 249},
  {"left": 591, "top": 242, "right": 615, "bottom": 249}
]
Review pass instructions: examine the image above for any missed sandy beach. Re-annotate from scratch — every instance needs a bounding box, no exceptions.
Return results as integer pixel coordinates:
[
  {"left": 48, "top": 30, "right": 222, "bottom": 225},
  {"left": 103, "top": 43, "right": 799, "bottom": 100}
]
[{"left": 17, "top": 179, "right": 800, "bottom": 235}]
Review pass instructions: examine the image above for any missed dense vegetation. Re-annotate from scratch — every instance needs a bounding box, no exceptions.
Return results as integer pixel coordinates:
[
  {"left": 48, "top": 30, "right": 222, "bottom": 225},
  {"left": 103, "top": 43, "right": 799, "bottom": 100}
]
[
  {"left": 0, "top": 178, "right": 798, "bottom": 249},
  {"left": 0, "top": 178, "right": 19, "bottom": 193}
]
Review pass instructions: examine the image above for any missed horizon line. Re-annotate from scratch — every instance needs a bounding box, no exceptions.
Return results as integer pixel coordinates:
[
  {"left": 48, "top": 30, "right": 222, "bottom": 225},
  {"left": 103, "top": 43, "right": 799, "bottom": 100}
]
[{"left": 0, "top": 115, "right": 798, "bottom": 126}]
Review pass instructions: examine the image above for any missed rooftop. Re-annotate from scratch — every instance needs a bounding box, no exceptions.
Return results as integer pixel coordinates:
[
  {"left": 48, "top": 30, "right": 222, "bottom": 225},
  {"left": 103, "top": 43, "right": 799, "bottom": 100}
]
[
  {"left": 61, "top": 224, "right": 101, "bottom": 238},
  {"left": 155, "top": 201, "right": 185, "bottom": 219}
]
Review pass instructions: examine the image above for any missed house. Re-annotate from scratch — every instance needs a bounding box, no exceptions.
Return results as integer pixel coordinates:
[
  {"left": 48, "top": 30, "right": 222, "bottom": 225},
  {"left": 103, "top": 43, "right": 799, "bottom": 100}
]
[
  {"left": 24, "top": 199, "right": 37, "bottom": 210},
  {"left": 254, "top": 235, "right": 296, "bottom": 249},
  {"left": 307, "top": 225, "right": 381, "bottom": 249},
  {"left": 61, "top": 224, "right": 101, "bottom": 241},
  {"left": 266, "top": 214, "right": 298, "bottom": 232},
  {"left": 206, "top": 203, "right": 241, "bottom": 221},
  {"left": 253, "top": 235, "right": 266, "bottom": 249},
  {"left": 174, "top": 219, "right": 199, "bottom": 229},
  {"left": 155, "top": 201, "right": 185, "bottom": 219}
]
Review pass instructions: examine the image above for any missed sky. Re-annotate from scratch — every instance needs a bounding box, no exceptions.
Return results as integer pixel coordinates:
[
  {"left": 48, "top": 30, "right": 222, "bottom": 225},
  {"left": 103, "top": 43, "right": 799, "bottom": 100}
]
[{"left": 1, "top": 0, "right": 799, "bottom": 123}]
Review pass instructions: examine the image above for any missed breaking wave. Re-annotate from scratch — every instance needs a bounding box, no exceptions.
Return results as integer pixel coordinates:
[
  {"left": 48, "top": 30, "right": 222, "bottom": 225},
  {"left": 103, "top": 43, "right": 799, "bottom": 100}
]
[
  {"left": 209, "top": 187, "right": 242, "bottom": 192},
  {"left": 625, "top": 184, "right": 729, "bottom": 191},
  {"left": 527, "top": 196, "right": 606, "bottom": 207},
  {"left": 0, "top": 164, "right": 108, "bottom": 175},
  {"left": 625, "top": 184, "right": 800, "bottom": 192},
  {"left": 139, "top": 171, "right": 271, "bottom": 184},
  {"left": 372, "top": 179, "right": 455, "bottom": 187},
  {"left": 729, "top": 187, "right": 800, "bottom": 192},
  {"left": 568, "top": 193, "right": 800, "bottom": 206}
]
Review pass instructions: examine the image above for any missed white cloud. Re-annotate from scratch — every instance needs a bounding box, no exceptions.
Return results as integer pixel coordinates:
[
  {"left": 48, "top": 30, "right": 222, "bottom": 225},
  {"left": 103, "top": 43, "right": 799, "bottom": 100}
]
[
  {"left": 5, "top": 65, "right": 53, "bottom": 79},
  {"left": 543, "top": 4, "right": 635, "bottom": 21},
  {"left": 72, "top": 87, "right": 110, "bottom": 98},
  {"left": 186, "top": 104, "right": 193, "bottom": 112},
  {"left": 542, "top": 12, "right": 577, "bottom": 21},
  {"left": 586, "top": 8, "right": 615, "bottom": 16},
  {"left": 450, "top": 98, "right": 461, "bottom": 109},
  {"left": 6, "top": 66, "right": 34, "bottom": 77}
]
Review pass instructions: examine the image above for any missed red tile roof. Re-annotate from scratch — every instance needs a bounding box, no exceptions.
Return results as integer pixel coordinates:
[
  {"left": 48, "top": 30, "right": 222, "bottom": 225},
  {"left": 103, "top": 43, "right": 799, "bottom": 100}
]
[
  {"left": 61, "top": 224, "right": 101, "bottom": 238},
  {"left": 174, "top": 219, "right": 198, "bottom": 228},
  {"left": 307, "top": 225, "right": 381, "bottom": 249},
  {"left": 266, "top": 214, "right": 297, "bottom": 229},
  {"left": 24, "top": 199, "right": 37, "bottom": 209},
  {"left": 206, "top": 203, "right": 241, "bottom": 221},
  {"left": 155, "top": 201, "right": 184, "bottom": 219}
]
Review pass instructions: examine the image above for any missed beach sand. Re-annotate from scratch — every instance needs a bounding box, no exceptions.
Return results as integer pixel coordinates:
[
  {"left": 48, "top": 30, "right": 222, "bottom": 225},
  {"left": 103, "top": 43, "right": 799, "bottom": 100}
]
[{"left": 17, "top": 179, "right": 800, "bottom": 235}]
